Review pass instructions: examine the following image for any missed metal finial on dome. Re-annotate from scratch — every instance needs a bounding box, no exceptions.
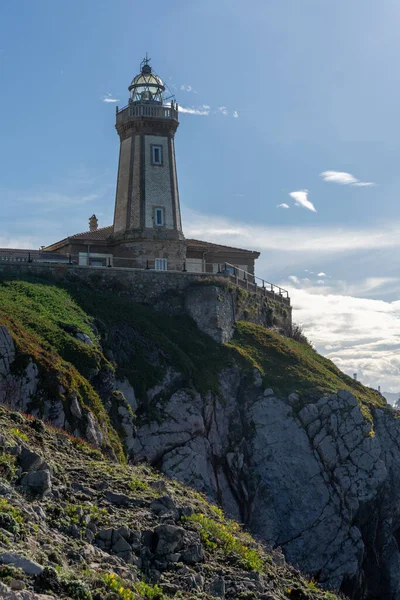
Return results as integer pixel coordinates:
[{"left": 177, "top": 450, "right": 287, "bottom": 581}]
[{"left": 140, "top": 53, "right": 152, "bottom": 74}]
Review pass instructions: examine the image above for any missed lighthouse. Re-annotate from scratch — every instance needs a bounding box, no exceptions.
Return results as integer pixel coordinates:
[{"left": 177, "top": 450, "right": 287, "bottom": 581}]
[{"left": 112, "top": 56, "right": 185, "bottom": 270}]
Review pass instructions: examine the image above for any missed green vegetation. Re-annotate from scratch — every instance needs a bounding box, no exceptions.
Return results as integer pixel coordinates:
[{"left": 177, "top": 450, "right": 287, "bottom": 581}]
[
  {"left": 104, "top": 573, "right": 164, "bottom": 600},
  {"left": 0, "top": 498, "right": 23, "bottom": 534},
  {"left": 184, "top": 513, "right": 264, "bottom": 572},
  {"left": 9, "top": 427, "right": 29, "bottom": 442},
  {"left": 69, "top": 286, "right": 227, "bottom": 399},
  {"left": 129, "top": 476, "right": 149, "bottom": 492},
  {"left": 0, "top": 278, "right": 124, "bottom": 461},
  {"left": 0, "top": 452, "right": 17, "bottom": 480},
  {"left": 0, "top": 274, "right": 386, "bottom": 449},
  {"left": 227, "top": 321, "right": 386, "bottom": 410}
]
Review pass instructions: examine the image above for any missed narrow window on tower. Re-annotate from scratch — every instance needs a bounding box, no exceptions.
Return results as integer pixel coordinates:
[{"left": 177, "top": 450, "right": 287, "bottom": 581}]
[
  {"left": 151, "top": 145, "right": 163, "bottom": 165},
  {"left": 154, "top": 207, "right": 165, "bottom": 226}
]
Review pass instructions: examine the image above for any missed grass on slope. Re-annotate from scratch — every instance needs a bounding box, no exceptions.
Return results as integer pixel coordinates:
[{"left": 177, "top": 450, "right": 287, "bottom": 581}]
[
  {"left": 227, "top": 321, "right": 386, "bottom": 410},
  {"left": 0, "top": 279, "right": 124, "bottom": 460},
  {"left": 68, "top": 286, "right": 227, "bottom": 399},
  {"left": 0, "top": 276, "right": 386, "bottom": 425}
]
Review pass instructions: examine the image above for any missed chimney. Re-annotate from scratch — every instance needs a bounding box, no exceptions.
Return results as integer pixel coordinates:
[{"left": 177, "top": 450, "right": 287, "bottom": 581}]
[{"left": 89, "top": 214, "right": 98, "bottom": 232}]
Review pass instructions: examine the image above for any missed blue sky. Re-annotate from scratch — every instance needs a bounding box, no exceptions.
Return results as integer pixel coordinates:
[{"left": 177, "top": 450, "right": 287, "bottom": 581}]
[{"left": 2, "top": 0, "right": 400, "bottom": 392}]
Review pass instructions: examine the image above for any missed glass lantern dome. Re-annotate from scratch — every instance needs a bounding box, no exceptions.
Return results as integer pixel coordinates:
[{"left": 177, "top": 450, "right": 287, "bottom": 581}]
[{"left": 129, "top": 57, "right": 165, "bottom": 104}]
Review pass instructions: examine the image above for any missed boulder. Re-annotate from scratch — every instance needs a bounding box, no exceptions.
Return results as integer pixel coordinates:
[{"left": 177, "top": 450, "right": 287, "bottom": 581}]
[
  {"left": 19, "top": 448, "right": 47, "bottom": 473},
  {"left": 21, "top": 470, "right": 52, "bottom": 496},
  {"left": 154, "top": 524, "right": 184, "bottom": 555},
  {"left": 0, "top": 552, "right": 44, "bottom": 575}
]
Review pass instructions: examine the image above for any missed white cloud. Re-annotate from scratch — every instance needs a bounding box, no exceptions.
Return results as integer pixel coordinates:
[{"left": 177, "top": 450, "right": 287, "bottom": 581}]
[
  {"left": 289, "top": 190, "right": 317, "bottom": 213},
  {"left": 291, "top": 288, "right": 400, "bottom": 391},
  {"left": 102, "top": 94, "right": 119, "bottom": 103},
  {"left": 277, "top": 203, "right": 290, "bottom": 209},
  {"left": 178, "top": 105, "right": 210, "bottom": 116},
  {"left": 320, "top": 170, "right": 375, "bottom": 187},
  {"left": 0, "top": 236, "right": 39, "bottom": 249},
  {"left": 218, "top": 106, "right": 229, "bottom": 116},
  {"left": 181, "top": 206, "right": 400, "bottom": 390},
  {"left": 182, "top": 207, "right": 400, "bottom": 255},
  {"left": 233, "top": 111, "right": 239, "bottom": 118},
  {"left": 288, "top": 275, "right": 300, "bottom": 284},
  {"left": 180, "top": 84, "right": 197, "bottom": 93}
]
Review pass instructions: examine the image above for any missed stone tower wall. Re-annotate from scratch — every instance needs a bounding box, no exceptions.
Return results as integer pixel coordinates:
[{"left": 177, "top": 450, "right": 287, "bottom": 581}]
[
  {"left": 114, "top": 136, "right": 133, "bottom": 233},
  {"left": 144, "top": 135, "right": 175, "bottom": 229}
]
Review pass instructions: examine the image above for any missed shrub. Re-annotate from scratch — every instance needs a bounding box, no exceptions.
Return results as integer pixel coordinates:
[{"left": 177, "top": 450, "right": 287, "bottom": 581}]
[
  {"left": 9, "top": 427, "right": 29, "bottom": 442},
  {"left": 129, "top": 477, "right": 149, "bottom": 492},
  {"left": 0, "top": 453, "right": 17, "bottom": 480},
  {"left": 64, "top": 579, "right": 92, "bottom": 600},
  {"left": 184, "top": 513, "right": 263, "bottom": 572},
  {"left": 280, "top": 322, "right": 312, "bottom": 347},
  {"left": 104, "top": 573, "right": 164, "bottom": 600},
  {"left": 0, "top": 498, "right": 23, "bottom": 534}
]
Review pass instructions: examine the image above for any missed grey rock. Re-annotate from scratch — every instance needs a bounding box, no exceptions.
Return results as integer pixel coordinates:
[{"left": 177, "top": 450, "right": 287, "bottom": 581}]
[
  {"left": 0, "top": 552, "right": 44, "bottom": 575},
  {"left": 181, "top": 542, "right": 203, "bottom": 564},
  {"left": 154, "top": 524, "right": 184, "bottom": 555},
  {"left": 21, "top": 470, "right": 51, "bottom": 496},
  {"left": 76, "top": 332, "right": 93, "bottom": 345},
  {"left": 19, "top": 448, "right": 46, "bottom": 473},
  {"left": 207, "top": 576, "right": 226, "bottom": 598},
  {"left": 104, "top": 490, "right": 133, "bottom": 506},
  {"left": 85, "top": 411, "right": 103, "bottom": 447},
  {"left": 69, "top": 393, "right": 82, "bottom": 418},
  {"left": 112, "top": 535, "right": 131, "bottom": 554}
]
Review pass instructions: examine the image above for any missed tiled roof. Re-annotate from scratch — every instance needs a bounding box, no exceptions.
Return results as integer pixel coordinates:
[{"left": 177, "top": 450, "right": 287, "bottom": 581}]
[
  {"left": 186, "top": 238, "right": 260, "bottom": 255},
  {"left": 70, "top": 225, "right": 114, "bottom": 241},
  {"left": 42, "top": 226, "right": 259, "bottom": 256},
  {"left": 44, "top": 225, "right": 114, "bottom": 251}
]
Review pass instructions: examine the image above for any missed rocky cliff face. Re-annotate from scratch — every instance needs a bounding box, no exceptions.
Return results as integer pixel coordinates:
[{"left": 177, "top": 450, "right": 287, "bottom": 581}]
[
  {"left": 1, "top": 277, "right": 398, "bottom": 600},
  {"left": 132, "top": 368, "right": 400, "bottom": 599}
]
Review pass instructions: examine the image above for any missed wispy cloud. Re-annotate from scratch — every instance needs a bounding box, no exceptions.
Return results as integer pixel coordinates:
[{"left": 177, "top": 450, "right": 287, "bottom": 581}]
[
  {"left": 178, "top": 104, "right": 238, "bottom": 118},
  {"left": 102, "top": 93, "right": 119, "bottom": 103},
  {"left": 178, "top": 105, "right": 210, "bottom": 116},
  {"left": 289, "top": 190, "right": 317, "bottom": 213},
  {"left": 320, "top": 170, "right": 375, "bottom": 187},
  {"left": 180, "top": 84, "right": 197, "bottom": 93},
  {"left": 277, "top": 203, "right": 290, "bottom": 209}
]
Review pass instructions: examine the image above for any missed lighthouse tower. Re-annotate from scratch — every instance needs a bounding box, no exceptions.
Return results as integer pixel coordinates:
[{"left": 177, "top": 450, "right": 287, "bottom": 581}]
[{"left": 113, "top": 56, "right": 185, "bottom": 270}]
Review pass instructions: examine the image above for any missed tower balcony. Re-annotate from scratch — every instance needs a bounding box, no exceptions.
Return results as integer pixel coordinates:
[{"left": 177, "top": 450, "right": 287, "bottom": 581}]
[{"left": 116, "top": 102, "right": 179, "bottom": 126}]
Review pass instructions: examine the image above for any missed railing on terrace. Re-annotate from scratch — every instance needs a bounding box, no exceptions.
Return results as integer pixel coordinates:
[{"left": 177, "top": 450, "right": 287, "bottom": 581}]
[
  {"left": 0, "top": 253, "right": 290, "bottom": 303},
  {"left": 220, "top": 262, "right": 290, "bottom": 300},
  {"left": 116, "top": 101, "right": 179, "bottom": 124}
]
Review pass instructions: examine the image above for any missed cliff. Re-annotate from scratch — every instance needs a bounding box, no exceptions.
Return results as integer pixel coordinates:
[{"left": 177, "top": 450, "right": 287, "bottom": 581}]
[{"left": 1, "top": 274, "right": 399, "bottom": 600}]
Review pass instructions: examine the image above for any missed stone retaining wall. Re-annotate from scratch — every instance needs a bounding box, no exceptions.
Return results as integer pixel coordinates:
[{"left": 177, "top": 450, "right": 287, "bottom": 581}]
[{"left": 0, "top": 263, "right": 291, "bottom": 343}]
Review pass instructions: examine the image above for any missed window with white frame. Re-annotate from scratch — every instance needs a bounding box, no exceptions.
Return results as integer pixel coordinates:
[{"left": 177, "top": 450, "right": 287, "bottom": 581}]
[
  {"left": 155, "top": 258, "right": 168, "bottom": 271},
  {"left": 154, "top": 207, "right": 165, "bottom": 226},
  {"left": 151, "top": 145, "right": 163, "bottom": 165}
]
